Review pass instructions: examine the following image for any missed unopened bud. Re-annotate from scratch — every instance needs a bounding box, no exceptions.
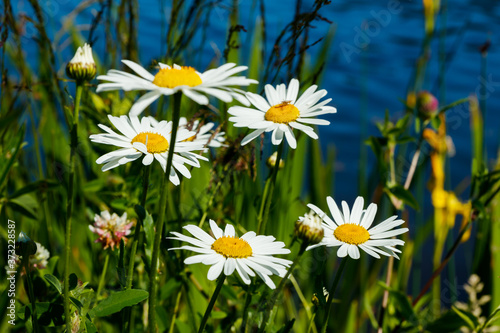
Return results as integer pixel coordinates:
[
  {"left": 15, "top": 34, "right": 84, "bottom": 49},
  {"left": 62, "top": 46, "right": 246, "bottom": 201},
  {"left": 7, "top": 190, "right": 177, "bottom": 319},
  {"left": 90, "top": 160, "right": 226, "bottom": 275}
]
[
  {"left": 16, "top": 232, "right": 37, "bottom": 260},
  {"left": 66, "top": 43, "right": 96, "bottom": 82},
  {"left": 416, "top": 91, "right": 439, "bottom": 120},
  {"left": 295, "top": 210, "right": 324, "bottom": 245},
  {"left": 266, "top": 151, "right": 284, "bottom": 169}
]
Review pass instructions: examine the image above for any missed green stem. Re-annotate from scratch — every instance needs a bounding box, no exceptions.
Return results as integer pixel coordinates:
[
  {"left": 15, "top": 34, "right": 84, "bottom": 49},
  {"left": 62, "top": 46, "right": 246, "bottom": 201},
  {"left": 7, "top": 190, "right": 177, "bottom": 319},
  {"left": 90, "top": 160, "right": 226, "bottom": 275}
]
[
  {"left": 240, "top": 287, "right": 253, "bottom": 333},
  {"left": 148, "top": 92, "right": 182, "bottom": 332},
  {"left": 64, "top": 82, "right": 83, "bottom": 330},
  {"left": 96, "top": 253, "right": 110, "bottom": 299},
  {"left": 168, "top": 289, "right": 183, "bottom": 333},
  {"left": 126, "top": 166, "right": 150, "bottom": 290},
  {"left": 321, "top": 258, "right": 348, "bottom": 333},
  {"left": 260, "top": 243, "right": 306, "bottom": 332},
  {"left": 257, "top": 142, "right": 284, "bottom": 234},
  {"left": 198, "top": 276, "right": 226, "bottom": 333},
  {"left": 24, "top": 261, "right": 39, "bottom": 333},
  {"left": 307, "top": 313, "right": 317, "bottom": 333}
]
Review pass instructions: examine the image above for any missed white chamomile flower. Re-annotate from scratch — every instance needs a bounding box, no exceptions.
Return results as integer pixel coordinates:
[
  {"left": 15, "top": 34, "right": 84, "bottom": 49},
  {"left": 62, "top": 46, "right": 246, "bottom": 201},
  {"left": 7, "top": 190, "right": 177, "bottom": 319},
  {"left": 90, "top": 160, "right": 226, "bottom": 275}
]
[
  {"left": 97, "top": 61, "right": 258, "bottom": 116},
  {"left": 228, "top": 78, "right": 336, "bottom": 149},
  {"left": 149, "top": 117, "right": 226, "bottom": 149},
  {"left": 90, "top": 115, "right": 207, "bottom": 185},
  {"left": 168, "top": 220, "right": 293, "bottom": 289},
  {"left": 306, "top": 196, "right": 409, "bottom": 260}
]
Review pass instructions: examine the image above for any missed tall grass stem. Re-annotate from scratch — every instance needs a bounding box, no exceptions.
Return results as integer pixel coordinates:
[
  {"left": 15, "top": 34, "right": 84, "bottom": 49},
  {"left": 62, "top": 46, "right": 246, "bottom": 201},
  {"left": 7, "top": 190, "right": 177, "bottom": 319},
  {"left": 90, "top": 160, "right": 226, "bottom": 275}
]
[{"left": 64, "top": 82, "right": 83, "bottom": 330}]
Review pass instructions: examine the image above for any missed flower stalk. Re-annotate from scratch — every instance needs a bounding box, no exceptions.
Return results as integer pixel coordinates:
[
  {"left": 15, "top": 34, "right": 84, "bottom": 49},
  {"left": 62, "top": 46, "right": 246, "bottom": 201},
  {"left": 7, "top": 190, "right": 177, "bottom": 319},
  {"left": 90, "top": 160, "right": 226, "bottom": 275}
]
[
  {"left": 257, "top": 141, "right": 284, "bottom": 234},
  {"left": 198, "top": 276, "right": 226, "bottom": 333},
  {"left": 64, "top": 82, "right": 83, "bottom": 330},
  {"left": 96, "top": 252, "right": 110, "bottom": 299},
  {"left": 148, "top": 92, "right": 182, "bottom": 332}
]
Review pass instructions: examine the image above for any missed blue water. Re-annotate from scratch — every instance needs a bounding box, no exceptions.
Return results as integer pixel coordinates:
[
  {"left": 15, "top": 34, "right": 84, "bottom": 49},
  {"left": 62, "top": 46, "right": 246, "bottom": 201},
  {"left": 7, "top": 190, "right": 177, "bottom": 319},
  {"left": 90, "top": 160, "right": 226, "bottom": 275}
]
[{"left": 12, "top": 0, "right": 500, "bottom": 201}]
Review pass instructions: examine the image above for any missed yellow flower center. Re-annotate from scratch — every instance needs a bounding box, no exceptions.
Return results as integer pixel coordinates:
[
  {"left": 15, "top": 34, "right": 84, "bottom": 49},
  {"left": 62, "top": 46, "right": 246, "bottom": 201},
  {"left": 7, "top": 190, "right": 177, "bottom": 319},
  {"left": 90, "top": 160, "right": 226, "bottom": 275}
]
[
  {"left": 334, "top": 224, "right": 370, "bottom": 245},
  {"left": 211, "top": 236, "right": 253, "bottom": 258},
  {"left": 264, "top": 101, "right": 300, "bottom": 124},
  {"left": 152, "top": 66, "right": 202, "bottom": 88},
  {"left": 131, "top": 132, "right": 169, "bottom": 154}
]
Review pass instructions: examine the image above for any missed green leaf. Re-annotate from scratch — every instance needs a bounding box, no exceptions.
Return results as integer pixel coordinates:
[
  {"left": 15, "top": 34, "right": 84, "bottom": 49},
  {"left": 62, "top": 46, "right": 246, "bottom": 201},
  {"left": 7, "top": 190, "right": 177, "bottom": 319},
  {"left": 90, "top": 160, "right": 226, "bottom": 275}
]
[
  {"left": 43, "top": 274, "right": 62, "bottom": 294},
  {"left": 89, "top": 289, "right": 149, "bottom": 317},
  {"left": 385, "top": 185, "right": 419, "bottom": 210},
  {"left": 452, "top": 306, "right": 479, "bottom": 330},
  {"left": 438, "top": 97, "right": 468, "bottom": 114},
  {"left": 85, "top": 318, "right": 98, "bottom": 333},
  {"left": 377, "top": 282, "right": 416, "bottom": 322},
  {"left": 8, "top": 194, "right": 38, "bottom": 219},
  {"left": 70, "top": 297, "right": 83, "bottom": 313},
  {"left": 426, "top": 309, "right": 472, "bottom": 332},
  {"left": 9, "top": 180, "right": 60, "bottom": 199},
  {"left": 211, "top": 311, "right": 227, "bottom": 319},
  {"left": 69, "top": 273, "right": 78, "bottom": 291}
]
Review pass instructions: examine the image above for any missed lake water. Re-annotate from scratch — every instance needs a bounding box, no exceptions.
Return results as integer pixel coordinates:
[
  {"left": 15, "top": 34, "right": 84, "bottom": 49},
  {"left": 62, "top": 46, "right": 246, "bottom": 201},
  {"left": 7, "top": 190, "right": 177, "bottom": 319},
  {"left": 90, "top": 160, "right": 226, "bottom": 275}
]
[{"left": 13, "top": 0, "right": 500, "bottom": 202}]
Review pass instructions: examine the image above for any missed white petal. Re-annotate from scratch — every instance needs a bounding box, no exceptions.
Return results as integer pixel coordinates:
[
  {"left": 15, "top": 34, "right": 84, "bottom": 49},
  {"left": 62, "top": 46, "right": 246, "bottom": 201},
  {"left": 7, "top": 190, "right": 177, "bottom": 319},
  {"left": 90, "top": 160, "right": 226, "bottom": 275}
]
[
  {"left": 271, "top": 128, "right": 284, "bottom": 145},
  {"left": 246, "top": 92, "right": 271, "bottom": 111},
  {"left": 284, "top": 126, "right": 297, "bottom": 149},
  {"left": 121, "top": 60, "right": 155, "bottom": 81},
  {"left": 350, "top": 197, "right": 364, "bottom": 224},
  {"left": 142, "top": 153, "right": 154, "bottom": 165},
  {"left": 224, "top": 224, "right": 236, "bottom": 237},
  {"left": 348, "top": 245, "right": 360, "bottom": 259},
  {"left": 286, "top": 79, "right": 300, "bottom": 103},
  {"left": 337, "top": 244, "right": 349, "bottom": 257},
  {"left": 129, "top": 91, "right": 161, "bottom": 116},
  {"left": 241, "top": 128, "right": 266, "bottom": 146},
  {"left": 360, "top": 203, "right": 377, "bottom": 229},
  {"left": 207, "top": 259, "right": 225, "bottom": 281},
  {"left": 209, "top": 220, "right": 223, "bottom": 239},
  {"left": 182, "top": 88, "right": 209, "bottom": 105},
  {"left": 224, "top": 258, "right": 236, "bottom": 276},
  {"left": 341, "top": 201, "right": 351, "bottom": 225},
  {"left": 327, "top": 197, "right": 345, "bottom": 225}
]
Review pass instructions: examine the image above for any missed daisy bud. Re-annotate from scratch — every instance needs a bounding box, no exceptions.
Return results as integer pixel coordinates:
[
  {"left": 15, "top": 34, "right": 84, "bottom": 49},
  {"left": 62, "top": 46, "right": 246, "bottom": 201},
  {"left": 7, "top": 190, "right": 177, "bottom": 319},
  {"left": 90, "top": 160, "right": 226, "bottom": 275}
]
[
  {"left": 416, "top": 91, "right": 439, "bottom": 120},
  {"left": 16, "top": 232, "right": 37, "bottom": 259},
  {"left": 266, "top": 151, "right": 284, "bottom": 169},
  {"left": 66, "top": 43, "right": 96, "bottom": 82},
  {"left": 295, "top": 210, "right": 324, "bottom": 245}
]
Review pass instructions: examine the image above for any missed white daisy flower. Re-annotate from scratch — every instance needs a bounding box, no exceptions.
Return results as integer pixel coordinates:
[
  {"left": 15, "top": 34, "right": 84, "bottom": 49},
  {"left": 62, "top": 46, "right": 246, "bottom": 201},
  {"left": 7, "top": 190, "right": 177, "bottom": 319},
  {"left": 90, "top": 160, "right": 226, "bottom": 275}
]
[
  {"left": 168, "top": 220, "right": 293, "bottom": 289},
  {"left": 90, "top": 115, "right": 208, "bottom": 185},
  {"left": 227, "top": 78, "right": 337, "bottom": 149},
  {"left": 149, "top": 116, "right": 226, "bottom": 149},
  {"left": 306, "top": 196, "right": 409, "bottom": 260},
  {"left": 96, "top": 61, "right": 258, "bottom": 116}
]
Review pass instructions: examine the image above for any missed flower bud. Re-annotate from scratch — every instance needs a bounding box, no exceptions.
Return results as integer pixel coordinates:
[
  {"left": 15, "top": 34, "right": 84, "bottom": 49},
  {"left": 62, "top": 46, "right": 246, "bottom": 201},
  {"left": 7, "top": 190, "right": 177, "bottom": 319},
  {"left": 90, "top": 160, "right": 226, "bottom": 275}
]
[
  {"left": 16, "top": 232, "right": 37, "bottom": 260},
  {"left": 266, "top": 151, "right": 284, "bottom": 169},
  {"left": 295, "top": 210, "right": 324, "bottom": 245},
  {"left": 416, "top": 91, "right": 439, "bottom": 120},
  {"left": 66, "top": 43, "right": 96, "bottom": 82}
]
